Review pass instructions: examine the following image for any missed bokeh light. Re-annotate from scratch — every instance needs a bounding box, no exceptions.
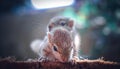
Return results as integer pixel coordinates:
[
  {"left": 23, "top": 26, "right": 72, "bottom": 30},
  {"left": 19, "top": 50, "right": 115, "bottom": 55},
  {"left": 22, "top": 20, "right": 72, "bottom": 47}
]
[{"left": 31, "top": 0, "right": 74, "bottom": 9}]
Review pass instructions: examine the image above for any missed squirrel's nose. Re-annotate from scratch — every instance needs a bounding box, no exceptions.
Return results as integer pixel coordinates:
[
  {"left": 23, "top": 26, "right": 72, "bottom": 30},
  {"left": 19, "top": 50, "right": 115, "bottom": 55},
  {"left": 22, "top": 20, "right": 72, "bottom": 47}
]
[{"left": 62, "top": 58, "right": 68, "bottom": 62}]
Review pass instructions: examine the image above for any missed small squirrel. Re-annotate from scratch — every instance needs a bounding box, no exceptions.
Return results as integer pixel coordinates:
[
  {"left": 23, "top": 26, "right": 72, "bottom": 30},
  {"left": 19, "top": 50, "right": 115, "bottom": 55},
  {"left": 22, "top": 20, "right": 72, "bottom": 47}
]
[
  {"left": 47, "top": 16, "right": 80, "bottom": 59},
  {"left": 47, "top": 16, "right": 74, "bottom": 32},
  {"left": 39, "top": 27, "right": 74, "bottom": 62},
  {"left": 31, "top": 16, "right": 80, "bottom": 62}
]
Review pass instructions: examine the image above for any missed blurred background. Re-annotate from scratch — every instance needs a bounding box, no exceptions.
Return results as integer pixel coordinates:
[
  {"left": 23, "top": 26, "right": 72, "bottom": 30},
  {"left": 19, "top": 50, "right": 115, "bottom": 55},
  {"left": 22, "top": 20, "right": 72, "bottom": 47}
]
[{"left": 0, "top": 0, "right": 120, "bottom": 62}]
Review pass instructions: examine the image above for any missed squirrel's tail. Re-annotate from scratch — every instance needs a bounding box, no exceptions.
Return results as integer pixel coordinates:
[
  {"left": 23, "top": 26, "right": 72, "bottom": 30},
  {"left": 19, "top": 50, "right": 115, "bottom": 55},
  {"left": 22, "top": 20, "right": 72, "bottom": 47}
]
[{"left": 30, "top": 39, "right": 42, "bottom": 55}]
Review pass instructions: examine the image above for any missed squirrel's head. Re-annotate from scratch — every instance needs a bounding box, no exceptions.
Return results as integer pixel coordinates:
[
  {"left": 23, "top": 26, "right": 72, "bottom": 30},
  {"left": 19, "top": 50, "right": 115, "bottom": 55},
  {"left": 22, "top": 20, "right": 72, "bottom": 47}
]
[
  {"left": 47, "top": 27, "right": 73, "bottom": 62},
  {"left": 48, "top": 16, "right": 74, "bottom": 32}
]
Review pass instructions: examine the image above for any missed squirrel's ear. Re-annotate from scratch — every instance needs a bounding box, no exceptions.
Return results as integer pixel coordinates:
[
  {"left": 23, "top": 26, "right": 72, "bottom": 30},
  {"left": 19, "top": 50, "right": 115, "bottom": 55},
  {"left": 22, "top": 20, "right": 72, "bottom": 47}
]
[
  {"left": 47, "top": 32, "right": 52, "bottom": 42},
  {"left": 68, "top": 19, "right": 74, "bottom": 28},
  {"left": 48, "top": 22, "right": 55, "bottom": 31}
]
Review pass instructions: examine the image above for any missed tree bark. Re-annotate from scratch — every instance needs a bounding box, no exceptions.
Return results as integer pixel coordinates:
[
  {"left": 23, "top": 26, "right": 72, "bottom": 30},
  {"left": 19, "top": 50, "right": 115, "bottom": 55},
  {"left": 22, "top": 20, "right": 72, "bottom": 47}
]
[{"left": 0, "top": 58, "right": 120, "bottom": 69}]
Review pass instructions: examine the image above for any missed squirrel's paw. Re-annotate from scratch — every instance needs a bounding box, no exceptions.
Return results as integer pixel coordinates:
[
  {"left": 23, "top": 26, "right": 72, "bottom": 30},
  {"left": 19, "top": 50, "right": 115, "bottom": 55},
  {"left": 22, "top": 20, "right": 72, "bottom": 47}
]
[
  {"left": 38, "top": 57, "right": 49, "bottom": 62},
  {"left": 70, "top": 56, "right": 79, "bottom": 64}
]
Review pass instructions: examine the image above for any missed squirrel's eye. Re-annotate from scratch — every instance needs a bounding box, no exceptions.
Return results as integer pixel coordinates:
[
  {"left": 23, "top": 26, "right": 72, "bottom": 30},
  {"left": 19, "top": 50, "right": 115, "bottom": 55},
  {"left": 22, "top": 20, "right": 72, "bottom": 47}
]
[
  {"left": 53, "top": 46, "right": 58, "bottom": 51},
  {"left": 61, "top": 22, "right": 65, "bottom": 26},
  {"left": 60, "top": 21, "right": 66, "bottom": 26}
]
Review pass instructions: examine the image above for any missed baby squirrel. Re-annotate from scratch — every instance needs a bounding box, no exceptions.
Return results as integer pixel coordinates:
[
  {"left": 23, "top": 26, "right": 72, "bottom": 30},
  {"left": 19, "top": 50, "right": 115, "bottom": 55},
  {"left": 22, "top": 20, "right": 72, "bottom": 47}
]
[
  {"left": 31, "top": 16, "right": 80, "bottom": 62},
  {"left": 47, "top": 16, "right": 80, "bottom": 59},
  {"left": 39, "top": 27, "right": 74, "bottom": 62}
]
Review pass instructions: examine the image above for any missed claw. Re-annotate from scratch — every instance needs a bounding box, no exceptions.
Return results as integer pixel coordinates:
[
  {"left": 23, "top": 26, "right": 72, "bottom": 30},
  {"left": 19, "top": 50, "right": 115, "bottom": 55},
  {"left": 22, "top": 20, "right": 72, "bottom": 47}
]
[
  {"left": 38, "top": 57, "right": 49, "bottom": 62},
  {"left": 70, "top": 56, "right": 79, "bottom": 65}
]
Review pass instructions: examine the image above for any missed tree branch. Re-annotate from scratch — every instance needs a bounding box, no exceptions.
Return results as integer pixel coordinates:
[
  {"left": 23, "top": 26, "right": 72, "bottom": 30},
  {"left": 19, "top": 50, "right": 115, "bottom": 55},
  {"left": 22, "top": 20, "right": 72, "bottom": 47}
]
[{"left": 0, "top": 58, "right": 120, "bottom": 69}]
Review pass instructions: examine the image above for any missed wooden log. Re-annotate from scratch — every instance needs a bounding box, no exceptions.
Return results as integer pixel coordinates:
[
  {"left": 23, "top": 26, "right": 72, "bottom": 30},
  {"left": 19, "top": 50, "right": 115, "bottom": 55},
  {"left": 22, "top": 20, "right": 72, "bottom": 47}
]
[{"left": 0, "top": 57, "right": 120, "bottom": 69}]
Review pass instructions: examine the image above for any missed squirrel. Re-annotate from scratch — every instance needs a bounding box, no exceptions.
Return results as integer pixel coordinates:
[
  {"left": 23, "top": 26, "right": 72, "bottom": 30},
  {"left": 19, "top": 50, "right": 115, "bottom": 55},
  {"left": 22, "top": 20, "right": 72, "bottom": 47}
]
[
  {"left": 31, "top": 16, "right": 80, "bottom": 62},
  {"left": 47, "top": 16, "right": 80, "bottom": 59},
  {"left": 39, "top": 27, "right": 74, "bottom": 62}
]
